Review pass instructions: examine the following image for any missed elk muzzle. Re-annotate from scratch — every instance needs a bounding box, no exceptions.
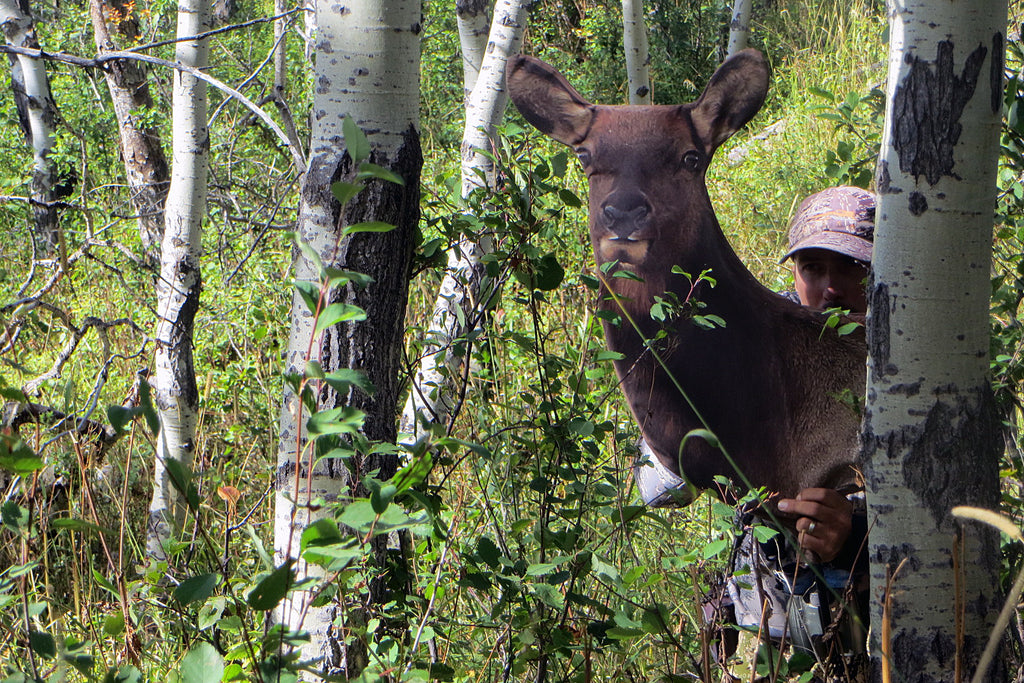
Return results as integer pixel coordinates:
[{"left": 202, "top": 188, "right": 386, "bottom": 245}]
[{"left": 597, "top": 191, "right": 654, "bottom": 263}]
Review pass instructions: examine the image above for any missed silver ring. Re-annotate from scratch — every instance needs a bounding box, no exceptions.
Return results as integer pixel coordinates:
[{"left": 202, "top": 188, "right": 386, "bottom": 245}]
[{"left": 807, "top": 521, "right": 817, "bottom": 535}]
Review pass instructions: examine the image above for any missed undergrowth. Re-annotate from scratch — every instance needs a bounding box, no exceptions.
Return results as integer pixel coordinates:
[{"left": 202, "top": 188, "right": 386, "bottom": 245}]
[{"left": 2, "top": 0, "right": 1023, "bottom": 681}]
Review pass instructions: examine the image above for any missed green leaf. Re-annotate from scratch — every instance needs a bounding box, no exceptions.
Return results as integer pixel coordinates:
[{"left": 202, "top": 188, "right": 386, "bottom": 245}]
[
  {"left": 179, "top": 642, "right": 224, "bottom": 683},
  {"left": 323, "top": 368, "right": 377, "bottom": 396},
  {"left": 248, "top": 561, "right": 294, "bottom": 611},
  {"left": 103, "top": 613, "right": 125, "bottom": 636},
  {"left": 174, "top": 573, "right": 220, "bottom": 605},
  {"left": 342, "top": 221, "right": 396, "bottom": 236},
  {"left": 245, "top": 524, "right": 274, "bottom": 570},
  {"left": 752, "top": 525, "right": 779, "bottom": 543},
  {"left": 63, "top": 649, "right": 95, "bottom": 676},
  {"left": 0, "top": 385, "right": 28, "bottom": 402},
  {"left": 641, "top": 606, "right": 668, "bottom": 634},
  {"left": 370, "top": 483, "right": 397, "bottom": 514},
  {"left": 107, "top": 405, "right": 136, "bottom": 434},
  {"left": 533, "top": 254, "right": 565, "bottom": 291},
  {"left": 222, "top": 663, "right": 245, "bottom": 681},
  {"left": 102, "top": 665, "right": 142, "bottom": 683},
  {"left": 337, "top": 500, "right": 377, "bottom": 530},
  {"left": 306, "top": 406, "right": 365, "bottom": 437},
  {"left": 392, "top": 451, "right": 432, "bottom": 492},
  {"left": 323, "top": 267, "right": 374, "bottom": 289},
  {"left": 51, "top": 517, "right": 112, "bottom": 536},
  {"left": 356, "top": 163, "right": 405, "bottom": 185},
  {"left": 91, "top": 569, "right": 118, "bottom": 597},
  {"left": 697, "top": 313, "right": 726, "bottom": 329},
  {"left": 525, "top": 563, "right": 556, "bottom": 576},
  {"left": 703, "top": 538, "right": 729, "bottom": 559},
  {"left": 331, "top": 180, "right": 363, "bottom": 206},
  {"left": 343, "top": 116, "right": 370, "bottom": 163},
  {"left": 0, "top": 435, "right": 43, "bottom": 474},
  {"left": 301, "top": 520, "right": 363, "bottom": 568},
  {"left": 807, "top": 85, "right": 834, "bottom": 100},
  {"left": 165, "top": 458, "right": 199, "bottom": 511},
  {"left": 303, "top": 542, "right": 363, "bottom": 570},
  {"left": 1, "top": 501, "right": 30, "bottom": 532},
  {"left": 557, "top": 188, "right": 582, "bottom": 208},
  {"left": 567, "top": 418, "right": 594, "bottom": 437},
  {"left": 606, "top": 626, "right": 643, "bottom": 640},
  {"left": 301, "top": 517, "right": 344, "bottom": 548},
  {"left": 476, "top": 536, "right": 502, "bottom": 569},
  {"left": 292, "top": 233, "right": 325, "bottom": 274},
  {"left": 293, "top": 280, "right": 322, "bottom": 315},
  {"left": 314, "top": 303, "right": 367, "bottom": 335},
  {"left": 590, "top": 555, "right": 620, "bottom": 584},
  {"left": 137, "top": 380, "right": 160, "bottom": 438},
  {"left": 531, "top": 582, "right": 564, "bottom": 609},
  {"left": 28, "top": 630, "right": 56, "bottom": 659},
  {"left": 198, "top": 597, "right": 226, "bottom": 630}
]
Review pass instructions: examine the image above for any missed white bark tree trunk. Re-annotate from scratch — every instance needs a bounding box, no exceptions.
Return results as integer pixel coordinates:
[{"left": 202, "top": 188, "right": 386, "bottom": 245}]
[
  {"left": 621, "top": 0, "right": 650, "bottom": 104},
  {"left": 456, "top": 0, "right": 490, "bottom": 103},
  {"left": 1, "top": 0, "right": 61, "bottom": 253},
  {"left": 865, "top": 1, "right": 1008, "bottom": 680},
  {"left": 726, "top": 0, "right": 752, "bottom": 59},
  {"left": 147, "top": 0, "right": 210, "bottom": 561},
  {"left": 399, "top": 0, "right": 527, "bottom": 443},
  {"left": 274, "top": 0, "right": 421, "bottom": 676},
  {"left": 89, "top": 0, "right": 170, "bottom": 265}
]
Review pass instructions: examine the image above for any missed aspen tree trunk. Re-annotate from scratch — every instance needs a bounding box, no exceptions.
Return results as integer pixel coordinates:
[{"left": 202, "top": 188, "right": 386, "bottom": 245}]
[
  {"left": 399, "top": 0, "right": 527, "bottom": 443},
  {"left": 89, "top": 0, "right": 170, "bottom": 264},
  {"left": 147, "top": 0, "right": 209, "bottom": 561},
  {"left": 621, "top": 0, "right": 650, "bottom": 104},
  {"left": 456, "top": 0, "right": 490, "bottom": 102},
  {"left": 274, "top": 0, "right": 421, "bottom": 676},
  {"left": 865, "top": 2, "right": 1008, "bottom": 680},
  {"left": 1, "top": 0, "right": 60, "bottom": 253},
  {"left": 726, "top": 0, "right": 752, "bottom": 59}
]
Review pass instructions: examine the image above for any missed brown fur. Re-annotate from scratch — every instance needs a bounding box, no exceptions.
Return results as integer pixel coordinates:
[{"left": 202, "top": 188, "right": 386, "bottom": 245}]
[{"left": 507, "top": 50, "right": 865, "bottom": 499}]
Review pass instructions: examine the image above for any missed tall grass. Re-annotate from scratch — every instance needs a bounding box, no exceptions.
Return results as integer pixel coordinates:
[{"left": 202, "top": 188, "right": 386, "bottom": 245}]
[{"left": 9, "top": 0, "right": 1019, "bottom": 681}]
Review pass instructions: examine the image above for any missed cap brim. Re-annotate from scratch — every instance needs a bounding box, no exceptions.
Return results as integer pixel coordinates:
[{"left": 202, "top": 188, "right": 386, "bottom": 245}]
[{"left": 779, "top": 232, "right": 873, "bottom": 264}]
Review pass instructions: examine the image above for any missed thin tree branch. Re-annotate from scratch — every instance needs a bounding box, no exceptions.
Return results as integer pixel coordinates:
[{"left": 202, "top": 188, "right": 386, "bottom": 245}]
[
  {"left": 22, "top": 316, "right": 143, "bottom": 396},
  {"left": 118, "top": 8, "right": 302, "bottom": 55},
  {"left": 3, "top": 402, "right": 118, "bottom": 455},
  {"left": 0, "top": 44, "right": 307, "bottom": 173}
]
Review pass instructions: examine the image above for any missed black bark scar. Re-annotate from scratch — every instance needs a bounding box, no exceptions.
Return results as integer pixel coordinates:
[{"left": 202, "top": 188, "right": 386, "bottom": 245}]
[{"left": 891, "top": 40, "right": 987, "bottom": 186}]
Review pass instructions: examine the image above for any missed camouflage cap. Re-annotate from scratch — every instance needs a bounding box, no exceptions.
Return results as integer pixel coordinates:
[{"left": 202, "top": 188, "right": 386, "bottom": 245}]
[{"left": 779, "top": 186, "right": 875, "bottom": 264}]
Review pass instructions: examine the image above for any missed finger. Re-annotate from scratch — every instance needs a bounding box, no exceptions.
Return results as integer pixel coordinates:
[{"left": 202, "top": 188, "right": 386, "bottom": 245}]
[
  {"left": 798, "top": 533, "right": 836, "bottom": 562},
  {"left": 796, "top": 488, "right": 842, "bottom": 504},
  {"left": 796, "top": 489, "right": 853, "bottom": 515},
  {"left": 797, "top": 517, "right": 844, "bottom": 561},
  {"left": 780, "top": 499, "right": 830, "bottom": 521},
  {"left": 797, "top": 517, "right": 821, "bottom": 539},
  {"left": 798, "top": 530, "right": 835, "bottom": 561}
]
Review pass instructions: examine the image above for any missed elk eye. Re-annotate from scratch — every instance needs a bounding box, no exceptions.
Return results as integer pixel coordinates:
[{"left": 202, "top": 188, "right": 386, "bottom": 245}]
[
  {"left": 575, "top": 148, "right": 592, "bottom": 166},
  {"left": 681, "top": 150, "right": 702, "bottom": 172}
]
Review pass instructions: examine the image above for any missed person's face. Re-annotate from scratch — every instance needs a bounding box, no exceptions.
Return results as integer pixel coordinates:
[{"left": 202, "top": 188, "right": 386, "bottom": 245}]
[{"left": 792, "top": 248, "right": 869, "bottom": 314}]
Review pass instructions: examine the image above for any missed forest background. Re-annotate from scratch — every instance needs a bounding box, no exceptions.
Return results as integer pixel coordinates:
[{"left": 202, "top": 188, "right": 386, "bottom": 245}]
[{"left": 2, "top": 0, "right": 1024, "bottom": 681}]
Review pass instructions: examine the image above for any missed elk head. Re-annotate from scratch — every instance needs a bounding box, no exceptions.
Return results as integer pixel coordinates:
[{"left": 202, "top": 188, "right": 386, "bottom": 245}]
[{"left": 506, "top": 50, "right": 769, "bottom": 316}]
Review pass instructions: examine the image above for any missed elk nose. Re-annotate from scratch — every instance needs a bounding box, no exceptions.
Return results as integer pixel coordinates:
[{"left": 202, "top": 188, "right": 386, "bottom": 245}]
[{"left": 601, "top": 195, "right": 651, "bottom": 239}]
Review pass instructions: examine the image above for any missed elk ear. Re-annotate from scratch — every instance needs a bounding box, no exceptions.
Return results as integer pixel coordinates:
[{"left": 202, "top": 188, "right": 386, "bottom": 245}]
[
  {"left": 691, "top": 48, "right": 769, "bottom": 152},
  {"left": 506, "top": 55, "right": 594, "bottom": 146}
]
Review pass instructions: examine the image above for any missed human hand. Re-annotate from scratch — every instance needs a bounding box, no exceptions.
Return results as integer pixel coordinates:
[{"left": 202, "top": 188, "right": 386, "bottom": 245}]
[{"left": 777, "top": 488, "right": 853, "bottom": 563}]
